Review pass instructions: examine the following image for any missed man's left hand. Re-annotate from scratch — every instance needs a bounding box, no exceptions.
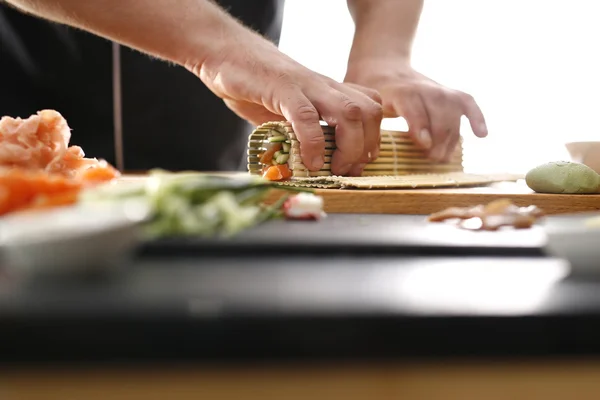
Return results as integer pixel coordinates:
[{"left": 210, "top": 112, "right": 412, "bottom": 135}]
[{"left": 345, "top": 59, "right": 488, "bottom": 162}]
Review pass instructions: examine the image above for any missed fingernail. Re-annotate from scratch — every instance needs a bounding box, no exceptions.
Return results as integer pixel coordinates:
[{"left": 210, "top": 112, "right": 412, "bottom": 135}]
[
  {"left": 311, "top": 155, "right": 324, "bottom": 170},
  {"left": 418, "top": 129, "right": 432, "bottom": 149},
  {"left": 479, "top": 123, "right": 488, "bottom": 137}
]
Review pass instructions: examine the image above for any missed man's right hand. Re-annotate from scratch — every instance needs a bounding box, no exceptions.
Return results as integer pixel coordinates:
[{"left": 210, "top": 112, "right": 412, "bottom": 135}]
[
  {"left": 188, "top": 30, "right": 383, "bottom": 177},
  {"left": 5, "top": 0, "right": 383, "bottom": 176}
]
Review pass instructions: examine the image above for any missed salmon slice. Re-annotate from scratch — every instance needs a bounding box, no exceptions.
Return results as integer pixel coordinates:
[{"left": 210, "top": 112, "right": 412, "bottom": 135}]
[{"left": 0, "top": 169, "right": 83, "bottom": 216}]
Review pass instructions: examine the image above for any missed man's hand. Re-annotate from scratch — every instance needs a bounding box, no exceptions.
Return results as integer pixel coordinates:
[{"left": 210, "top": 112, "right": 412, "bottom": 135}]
[
  {"left": 5, "top": 0, "right": 383, "bottom": 176},
  {"left": 191, "top": 29, "right": 383, "bottom": 176},
  {"left": 346, "top": 0, "right": 487, "bottom": 162},
  {"left": 345, "top": 59, "right": 487, "bottom": 162}
]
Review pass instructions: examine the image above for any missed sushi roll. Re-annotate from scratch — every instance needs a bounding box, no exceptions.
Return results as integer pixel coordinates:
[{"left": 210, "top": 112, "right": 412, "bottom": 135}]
[{"left": 247, "top": 121, "right": 336, "bottom": 181}]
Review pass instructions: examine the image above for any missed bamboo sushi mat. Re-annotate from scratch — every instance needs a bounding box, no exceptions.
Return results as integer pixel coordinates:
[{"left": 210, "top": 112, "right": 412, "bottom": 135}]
[{"left": 247, "top": 121, "right": 520, "bottom": 189}]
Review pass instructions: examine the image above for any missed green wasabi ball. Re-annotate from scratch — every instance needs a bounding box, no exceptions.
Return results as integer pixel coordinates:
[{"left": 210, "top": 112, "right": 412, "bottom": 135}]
[{"left": 525, "top": 161, "right": 600, "bottom": 194}]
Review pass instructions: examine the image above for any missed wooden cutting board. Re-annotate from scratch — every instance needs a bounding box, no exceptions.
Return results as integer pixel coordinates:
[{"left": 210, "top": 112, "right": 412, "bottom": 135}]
[
  {"left": 120, "top": 174, "right": 600, "bottom": 216},
  {"left": 268, "top": 180, "right": 600, "bottom": 215}
]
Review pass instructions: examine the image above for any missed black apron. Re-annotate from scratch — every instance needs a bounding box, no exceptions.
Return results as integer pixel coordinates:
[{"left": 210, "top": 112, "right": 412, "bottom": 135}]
[{"left": 0, "top": 0, "right": 285, "bottom": 171}]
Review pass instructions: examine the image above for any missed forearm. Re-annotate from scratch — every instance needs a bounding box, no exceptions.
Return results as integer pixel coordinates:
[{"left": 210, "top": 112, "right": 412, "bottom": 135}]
[
  {"left": 4, "top": 0, "right": 246, "bottom": 68},
  {"left": 346, "top": 0, "right": 424, "bottom": 64}
]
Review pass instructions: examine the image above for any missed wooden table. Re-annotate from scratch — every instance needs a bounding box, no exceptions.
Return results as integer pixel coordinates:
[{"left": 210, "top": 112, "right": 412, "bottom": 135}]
[{"left": 4, "top": 361, "right": 600, "bottom": 400}]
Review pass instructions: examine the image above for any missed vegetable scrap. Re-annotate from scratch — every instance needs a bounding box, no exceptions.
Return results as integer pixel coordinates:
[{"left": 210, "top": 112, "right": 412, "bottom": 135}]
[
  {"left": 81, "top": 170, "right": 324, "bottom": 238},
  {"left": 283, "top": 192, "right": 326, "bottom": 221},
  {"left": 0, "top": 110, "right": 119, "bottom": 215},
  {"left": 427, "top": 198, "right": 544, "bottom": 231}
]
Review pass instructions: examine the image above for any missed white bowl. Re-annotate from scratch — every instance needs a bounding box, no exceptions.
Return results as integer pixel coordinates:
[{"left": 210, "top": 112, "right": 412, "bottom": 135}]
[
  {"left": 543, "top": 211, "right": 600, "bottom": 276},
  {"left": 0, "top": 200, "right": 149, "bottom": 280},
  {"left": 565, "top": 141, "right": 600, "bottom": 174}
]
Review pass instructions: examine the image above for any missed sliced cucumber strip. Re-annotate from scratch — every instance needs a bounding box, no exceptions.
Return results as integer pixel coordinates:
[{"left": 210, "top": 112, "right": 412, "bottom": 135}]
[
  {"left": 275, "top": 153, "right": 290, "bottom": 164},
  {"left": 282, "top": 142, "right": 291, "bottom": 153},
  {"left": 268, "top": 135, "right": 287, "bottom": 143}
]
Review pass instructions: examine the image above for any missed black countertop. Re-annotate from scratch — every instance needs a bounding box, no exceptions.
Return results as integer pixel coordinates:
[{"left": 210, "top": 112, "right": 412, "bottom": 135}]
[{"left": 2, "top": 214, "right": 600, "bottom": 365}]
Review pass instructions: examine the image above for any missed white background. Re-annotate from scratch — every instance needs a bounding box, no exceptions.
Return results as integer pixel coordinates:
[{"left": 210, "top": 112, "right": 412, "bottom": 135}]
[{"left": 279, "top": 0, "right": 600, "bottom": 174}]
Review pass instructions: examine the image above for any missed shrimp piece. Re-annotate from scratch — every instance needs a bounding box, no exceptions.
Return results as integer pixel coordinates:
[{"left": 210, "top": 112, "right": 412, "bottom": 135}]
[
  {"left": 37, "top": 109, "right": 71, "bottom": 171},
  {"left": 0, "top": 110, "right": 71, "bottom": 171},
  {"left": 0, "top": 113, "right": 43, "bottom": 168},
  {"left": 61, "top": 146, "right": 103, "bottom": 173},
  {"left": 46, "top": 146, "right": 85, "bottom": 178},
  {"left": 51, "top": 146, "right": 120, "bottom": 182}
]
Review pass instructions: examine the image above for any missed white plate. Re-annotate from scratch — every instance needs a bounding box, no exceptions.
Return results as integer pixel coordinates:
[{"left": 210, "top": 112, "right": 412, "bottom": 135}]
[
  {"left": 543, "top": 211, "right": 600, "bottom": 276},
  {"left": 0, "top": 200, "right": 150, "bottom": 279}
]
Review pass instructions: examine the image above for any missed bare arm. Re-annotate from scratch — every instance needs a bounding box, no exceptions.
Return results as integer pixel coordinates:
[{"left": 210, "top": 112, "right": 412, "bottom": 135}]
[
  {"left": 4, "top": 0, "right": 247, "bottom": 69},
  {"left": 344, "top": 0, "right": 487, "bottom": 163},
  {"left": 346, "top": 0, "right": 423, "bottom": 65},
  {"left": 4, "top": 0, "right": 384, "bottom": 176}
]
